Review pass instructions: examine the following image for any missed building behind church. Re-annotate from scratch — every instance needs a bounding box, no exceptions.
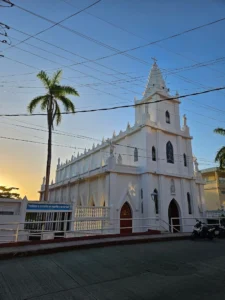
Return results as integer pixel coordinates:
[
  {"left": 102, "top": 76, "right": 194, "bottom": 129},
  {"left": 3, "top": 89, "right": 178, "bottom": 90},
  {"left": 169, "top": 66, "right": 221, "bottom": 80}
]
[{"left": 40, "top": 61, "right": 206, "bottom": 233}]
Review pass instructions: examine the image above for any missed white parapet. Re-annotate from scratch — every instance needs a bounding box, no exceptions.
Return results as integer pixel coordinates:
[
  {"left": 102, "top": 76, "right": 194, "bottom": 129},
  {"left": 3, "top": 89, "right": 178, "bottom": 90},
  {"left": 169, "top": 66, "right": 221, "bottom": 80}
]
[
  {"left": 64, "top": 232, "right": 76, "bottom": 238},
  {"left": 41, "top": 232, "right": 54, "bottom": 240}
]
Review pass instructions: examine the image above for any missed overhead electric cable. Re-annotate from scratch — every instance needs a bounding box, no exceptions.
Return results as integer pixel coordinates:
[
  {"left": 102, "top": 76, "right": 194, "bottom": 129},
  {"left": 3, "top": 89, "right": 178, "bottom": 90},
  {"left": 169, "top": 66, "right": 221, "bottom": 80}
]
[{"left": 0, "top": 86, "right": 224, "bottom": 117}]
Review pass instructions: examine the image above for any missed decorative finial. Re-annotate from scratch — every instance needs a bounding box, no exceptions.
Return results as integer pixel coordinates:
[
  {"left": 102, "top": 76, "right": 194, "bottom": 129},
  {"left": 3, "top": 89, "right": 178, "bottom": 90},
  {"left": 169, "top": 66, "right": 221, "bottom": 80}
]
[
  {"left": 175, "top": 91, "right": 179, "bottom": 97},
  {"left": 109, "top": 141, "right": 115, "bottom": 157},
  {"left": 127, "top": 122, "right": 131, "bottom": 130},
  {"left": 58, "top": 158, "right": 60, "bottom": 165},
  {"left": 77, "top": 152, "right": 79, "bottom": 157},
  {"left": 92, "top": 143, "right": 95, "bottom": 149},
  {"left": 84, "top": 148, "right": 87, "bottom": 154},
  {"left": 193, "top": 156, "right": 199, "bottom": 172},
  {"left": 113, "top": 130, "right": 116, "bottom": 138},
  {"left": 42, "top": 176, "right": 46, "bottom": 185},
  {"left": 151, "top": 57, "right": 157, "bottom": 64},
  {"left": 183, "top": 114, "right": 187, "bottom": 127},
  {"left": 102, "top": 137, "right": 105, "bottom": 143}
]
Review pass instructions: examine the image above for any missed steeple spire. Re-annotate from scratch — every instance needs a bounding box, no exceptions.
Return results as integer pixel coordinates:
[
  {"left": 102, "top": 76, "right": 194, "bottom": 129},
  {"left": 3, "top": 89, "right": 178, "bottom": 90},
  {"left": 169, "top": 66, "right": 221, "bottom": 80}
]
[{"left": 143, "top": 61, "right": 169, "bottom": 98}]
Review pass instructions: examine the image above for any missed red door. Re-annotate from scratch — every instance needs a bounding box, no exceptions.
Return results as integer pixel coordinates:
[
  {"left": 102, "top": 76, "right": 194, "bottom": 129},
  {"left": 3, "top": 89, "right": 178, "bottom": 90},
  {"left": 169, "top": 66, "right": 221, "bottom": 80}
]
[{"left": 120, "top": 202, "right": 132, "bottom": 234}]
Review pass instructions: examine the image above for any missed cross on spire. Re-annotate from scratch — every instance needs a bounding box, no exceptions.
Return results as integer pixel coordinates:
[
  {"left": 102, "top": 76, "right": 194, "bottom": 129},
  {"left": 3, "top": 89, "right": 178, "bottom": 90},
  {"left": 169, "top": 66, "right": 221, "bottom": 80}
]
[{"left": 151, "top": 57, "right": 157, "bottom": 64}]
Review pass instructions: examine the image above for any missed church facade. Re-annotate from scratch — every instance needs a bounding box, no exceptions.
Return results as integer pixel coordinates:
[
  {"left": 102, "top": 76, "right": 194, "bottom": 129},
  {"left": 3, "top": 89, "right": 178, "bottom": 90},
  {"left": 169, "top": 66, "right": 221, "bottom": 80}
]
[{"left": 40, "top": 62, "right": 205, "bottom": 233}]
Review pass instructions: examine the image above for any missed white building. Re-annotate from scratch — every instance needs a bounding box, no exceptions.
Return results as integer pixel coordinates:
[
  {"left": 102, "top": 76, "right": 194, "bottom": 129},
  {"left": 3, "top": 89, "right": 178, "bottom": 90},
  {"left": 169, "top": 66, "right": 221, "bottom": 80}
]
[{"left": 40, "top": 61, "right": 206, "bottom": 233}]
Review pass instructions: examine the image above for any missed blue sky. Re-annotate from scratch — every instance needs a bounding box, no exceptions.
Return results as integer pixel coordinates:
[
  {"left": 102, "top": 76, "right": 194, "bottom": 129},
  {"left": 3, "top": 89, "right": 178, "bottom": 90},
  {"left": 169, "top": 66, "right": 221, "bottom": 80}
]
[{"left": 0, "top": 0, "right": 225, "bottom": 198}]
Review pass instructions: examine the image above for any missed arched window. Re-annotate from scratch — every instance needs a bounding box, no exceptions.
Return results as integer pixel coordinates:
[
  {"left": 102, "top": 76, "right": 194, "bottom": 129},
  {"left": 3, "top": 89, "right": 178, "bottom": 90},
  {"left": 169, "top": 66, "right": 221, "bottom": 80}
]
[
  {"left": 134, "top": 147, "right": 138, "bottom": 162},
  {"left": 166, "top": 141, "right": 174, "bottom": 164},
  {"left": 152, "top": 146, "right": 156, "bottom": 161},
  {"left": 141, "top": 188, "right": 143, "bottom": 199},
  {"left": 187, "top": 192, "right": 192, "bottom": 214},
  {"left": 141, "top": 201, "right": 144, "bottom": 214},
  {"left": 166, "top": 111, "right": 170, "bottom": 124},
  {"left": 183, "top": 153, "right": 187, "bottom": 167},
  {"left": 153, "top": 189, "right": 159, "bottom": 214}
]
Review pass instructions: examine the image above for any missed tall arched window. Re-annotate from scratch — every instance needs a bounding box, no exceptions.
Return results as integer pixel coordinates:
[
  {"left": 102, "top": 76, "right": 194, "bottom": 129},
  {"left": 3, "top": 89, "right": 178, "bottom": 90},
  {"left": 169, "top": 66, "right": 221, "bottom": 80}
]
[
  {"left": 152, "top": 146, "right": 156, "bottom": 161},
  {"left": 134, "top": 147, "right": 138, "bottom": 162},
  {"left": 166, "top": 141, "right": 174, "bottom": 164},
  {"left": 141, "top": 188, "right": 143, "bottom": 199},
  {"left": 153, "top": 189, "right": 159, "bottom": 214},
  {"left": 183, "top": 153, "right": 187, "bottom": 167},
  {"left": 187, "top": 192, "right": 192, "bottom": 214},
  {"left": 166, "top": 111, "right": 170, "bottom": 124},
  {"left": 141, "top": 201, "right": 144, "bottom": 214}
]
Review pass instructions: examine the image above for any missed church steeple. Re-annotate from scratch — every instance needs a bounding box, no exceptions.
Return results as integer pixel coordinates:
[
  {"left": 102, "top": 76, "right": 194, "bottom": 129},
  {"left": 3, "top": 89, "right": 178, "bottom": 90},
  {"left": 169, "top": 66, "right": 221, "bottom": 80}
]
[{"left": 143, "top": 61, "right": 169, "bottom": 98}]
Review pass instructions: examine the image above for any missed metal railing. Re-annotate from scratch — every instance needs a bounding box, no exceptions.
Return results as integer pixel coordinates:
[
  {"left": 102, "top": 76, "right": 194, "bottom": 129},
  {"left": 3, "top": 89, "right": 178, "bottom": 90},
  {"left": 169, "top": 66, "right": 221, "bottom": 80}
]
[
  {"left": 170, "top": 217, "right": 225, "bottom": 233},
  {"left": 0, "top": 217, "right": 175, "bottom": 244}
]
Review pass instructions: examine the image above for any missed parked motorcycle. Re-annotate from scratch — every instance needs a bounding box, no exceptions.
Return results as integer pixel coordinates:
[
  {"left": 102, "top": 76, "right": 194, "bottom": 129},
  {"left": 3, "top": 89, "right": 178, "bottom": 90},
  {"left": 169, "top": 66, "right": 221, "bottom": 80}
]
[
  {"left": 212, "top": 219, "right": 225, "bottom": 238},
  {"left": 191, "top": 219, "right": 215, "bottom": 240}
]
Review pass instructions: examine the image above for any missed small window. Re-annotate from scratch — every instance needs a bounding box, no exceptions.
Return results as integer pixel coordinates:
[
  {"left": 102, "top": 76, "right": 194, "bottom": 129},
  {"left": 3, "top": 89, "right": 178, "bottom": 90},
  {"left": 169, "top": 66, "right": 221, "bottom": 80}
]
[
  {"left": 141, "top": 188, "right": 143, "bottom": 199},
  {"left": 134, "top": 147, "right": 138, "bottom": 162},
  {"left": 183, "top": 153, "right": 187, "bottom": 167},
  {"left": 152, "top": 146, "right": 156, "bottom": 161},
  {"left": 153, "top": 189, "right": 159, "bottom": 214},
  {"left": 187, "top": 192, "right": 192, "bottom": 214},
  {"left": 166, "top": 111, "right": 170, "bottom": 124},
  {"left": 166, "top": 141, "right": 174, "bottom": 164},
  {"left": 0, "top": 211, "right": 14, "bottom": 215},
  {"left": 141, "top": 202, "right": 144, "bottom": 214}
]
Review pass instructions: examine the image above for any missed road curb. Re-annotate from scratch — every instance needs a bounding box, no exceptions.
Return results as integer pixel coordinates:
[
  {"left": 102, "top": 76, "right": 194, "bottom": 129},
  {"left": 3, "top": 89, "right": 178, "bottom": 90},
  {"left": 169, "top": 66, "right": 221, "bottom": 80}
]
[{"left": 0, "top": 234, "right": 190, "bottom": 260}]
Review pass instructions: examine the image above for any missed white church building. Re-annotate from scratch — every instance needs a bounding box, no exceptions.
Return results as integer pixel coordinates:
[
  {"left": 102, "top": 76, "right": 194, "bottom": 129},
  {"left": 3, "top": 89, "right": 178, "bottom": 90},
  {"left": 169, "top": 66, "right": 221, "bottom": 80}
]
[{"left": 40, "top": 61, "right": 206, "bottom": 233}]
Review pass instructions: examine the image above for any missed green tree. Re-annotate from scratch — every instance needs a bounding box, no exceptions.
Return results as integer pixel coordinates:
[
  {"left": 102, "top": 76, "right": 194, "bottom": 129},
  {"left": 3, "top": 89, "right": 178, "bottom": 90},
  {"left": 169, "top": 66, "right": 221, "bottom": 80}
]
[
  {"left": 214, "top": 128, "right": 225, "bottom": 169},
  {"left": 0, "top": 186, "right": 20, "bottom": 199},
  {"left": 28, "top": 70, "right": 79, "bottom": 201}
]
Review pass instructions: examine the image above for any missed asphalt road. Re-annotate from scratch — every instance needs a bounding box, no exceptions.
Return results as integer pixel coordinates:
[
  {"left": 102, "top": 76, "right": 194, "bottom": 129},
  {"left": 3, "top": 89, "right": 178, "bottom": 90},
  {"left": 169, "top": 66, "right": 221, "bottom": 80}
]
[{"left": 0, "top": 239, "right": 225, "bottom": 299}]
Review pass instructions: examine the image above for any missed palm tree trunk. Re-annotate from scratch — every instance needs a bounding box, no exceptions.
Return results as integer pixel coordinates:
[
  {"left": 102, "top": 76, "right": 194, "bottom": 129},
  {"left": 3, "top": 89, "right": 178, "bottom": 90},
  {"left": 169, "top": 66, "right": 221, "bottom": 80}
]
[{"left": 44, "top": 112, "right": 52, "bottom": 201}]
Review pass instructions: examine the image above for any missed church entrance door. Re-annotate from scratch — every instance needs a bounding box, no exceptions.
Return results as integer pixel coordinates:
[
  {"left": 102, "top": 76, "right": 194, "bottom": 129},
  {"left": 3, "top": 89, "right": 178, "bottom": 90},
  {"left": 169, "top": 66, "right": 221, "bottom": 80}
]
[
  {"left": 168, "top": 199, "right": 180, "bottom": 232},
  {"left": 120, "top": 202, "right": 132, "bottom": 234}
]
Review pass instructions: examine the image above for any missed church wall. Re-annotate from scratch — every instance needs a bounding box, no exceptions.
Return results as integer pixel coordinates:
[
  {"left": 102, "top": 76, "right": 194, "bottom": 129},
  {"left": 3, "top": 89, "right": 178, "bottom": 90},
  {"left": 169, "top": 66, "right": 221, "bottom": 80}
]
[
  {"left": 156, "top": 100, "right": 180, "bottom": 130},
  {"left": 48, "top": 174, "right": 107, "bottom": 207},
  {"left": 113, "top": 129, "right": 147, "bottom": 167}
]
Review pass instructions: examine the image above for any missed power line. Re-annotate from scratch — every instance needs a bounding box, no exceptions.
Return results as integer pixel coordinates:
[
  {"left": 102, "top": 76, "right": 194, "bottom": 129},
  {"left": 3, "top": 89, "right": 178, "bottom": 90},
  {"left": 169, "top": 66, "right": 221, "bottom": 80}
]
[
  {"left": 4, "top": 0, "right": 102, "bottom": 52},
  {"left": 0, "top": 86, "right": 225, "bottom": 117},
  {"left": 0, "top": 134, "right": 214, "bottom": 166},
  {"left": 1, "top": 115, "right": 217, "bottom": 165},
  {"left": 0, "top": 115, "right": 216, "bottom": 161},
  {"left": 7, "top": 1, "right": 225, "bottom": 66},
  {"left": 0, "top": 135, "right": 84, "bottom": 150},
  {"left": 60, "top": 0, "right": 225, "bottom": 78},
  {"left": 0, "top": 0, "right": 13, "bottom": 7},
  {"left": 0, "top": 120, "right": 100, "bottom": 142}
]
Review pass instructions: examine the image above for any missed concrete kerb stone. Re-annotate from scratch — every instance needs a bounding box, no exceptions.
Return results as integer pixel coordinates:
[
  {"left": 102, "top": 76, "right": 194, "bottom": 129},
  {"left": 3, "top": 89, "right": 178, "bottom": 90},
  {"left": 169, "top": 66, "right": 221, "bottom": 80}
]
[{"left": 0, "top": 233, "right": 190, "bottom": 260}]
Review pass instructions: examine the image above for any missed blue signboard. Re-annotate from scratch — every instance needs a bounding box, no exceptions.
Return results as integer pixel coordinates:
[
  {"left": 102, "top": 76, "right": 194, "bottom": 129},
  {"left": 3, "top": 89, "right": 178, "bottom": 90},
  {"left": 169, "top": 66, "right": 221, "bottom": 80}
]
[{"left": 27, "top": 203, "right": 71, "bottom": 211}]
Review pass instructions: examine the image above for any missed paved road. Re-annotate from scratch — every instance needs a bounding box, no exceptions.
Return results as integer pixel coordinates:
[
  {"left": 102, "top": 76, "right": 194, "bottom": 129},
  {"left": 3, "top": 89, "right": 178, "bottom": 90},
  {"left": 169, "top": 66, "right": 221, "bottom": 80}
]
[{"left": 0, "top": 239, "right": 225, "bottom": 299}]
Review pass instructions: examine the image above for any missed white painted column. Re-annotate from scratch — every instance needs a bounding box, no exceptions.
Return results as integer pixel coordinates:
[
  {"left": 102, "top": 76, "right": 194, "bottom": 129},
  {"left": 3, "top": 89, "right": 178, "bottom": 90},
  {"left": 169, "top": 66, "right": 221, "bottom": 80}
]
[
  {"left": 158, "top": 175, "right": 166, "bottom": 230},
  {"left": 180, "top": 178, "right": 186, "bottom": 230},
  {"left": 177, "top": 136, "right": 182, "bottom": 176}
]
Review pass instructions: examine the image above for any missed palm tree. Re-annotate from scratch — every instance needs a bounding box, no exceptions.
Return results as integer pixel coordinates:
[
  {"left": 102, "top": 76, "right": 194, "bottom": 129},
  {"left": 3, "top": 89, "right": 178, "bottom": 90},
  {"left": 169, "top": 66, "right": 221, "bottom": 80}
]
[
  {"left": 28, "top": 70, "right": 79, "bottom": 201},
  {"left": 214, "top": 128, "right": 225, "bottom": 169}
]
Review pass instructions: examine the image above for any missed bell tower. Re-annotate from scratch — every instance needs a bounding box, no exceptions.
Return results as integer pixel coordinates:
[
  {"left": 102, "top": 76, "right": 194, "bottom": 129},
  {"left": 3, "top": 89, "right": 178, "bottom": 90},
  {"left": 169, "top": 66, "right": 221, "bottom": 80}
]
[{"left": 134, "top": 61, "right": 181, "bottom": 131}]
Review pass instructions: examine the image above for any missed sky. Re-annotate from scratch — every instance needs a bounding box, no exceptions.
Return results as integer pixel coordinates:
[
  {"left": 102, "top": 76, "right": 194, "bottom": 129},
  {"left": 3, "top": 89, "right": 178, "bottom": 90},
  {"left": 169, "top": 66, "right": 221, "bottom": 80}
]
[{"left": 0, "top": 0, "right": 225, "bottom": 199}]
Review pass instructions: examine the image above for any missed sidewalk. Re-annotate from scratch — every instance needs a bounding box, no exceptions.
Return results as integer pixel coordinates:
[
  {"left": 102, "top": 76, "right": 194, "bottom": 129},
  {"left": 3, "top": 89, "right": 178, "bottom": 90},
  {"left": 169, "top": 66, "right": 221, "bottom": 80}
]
[{"left": 0, "top": 232, "right": 190, "bottom": 259}]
